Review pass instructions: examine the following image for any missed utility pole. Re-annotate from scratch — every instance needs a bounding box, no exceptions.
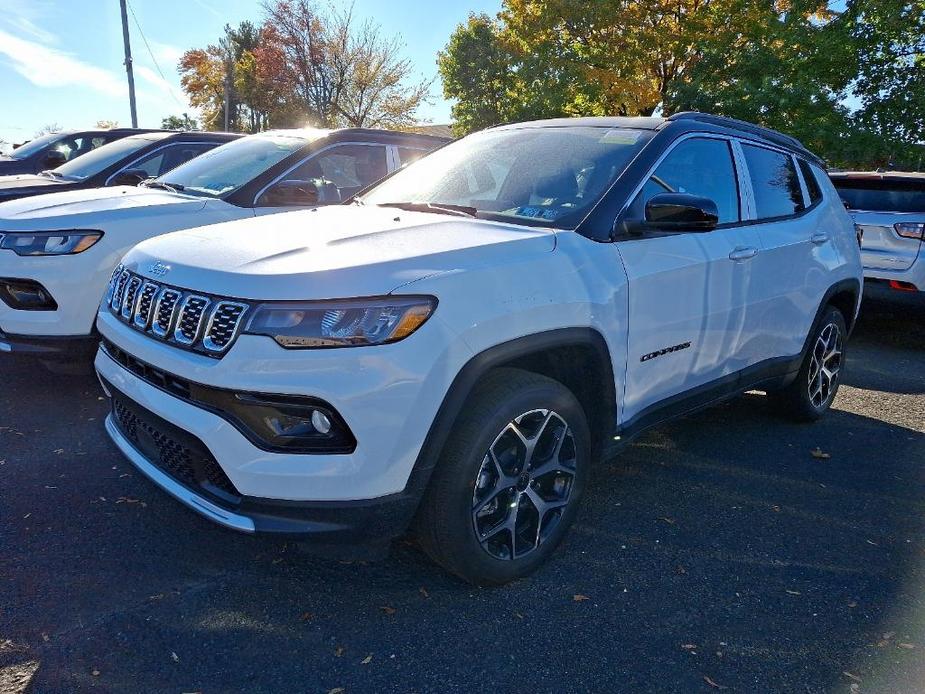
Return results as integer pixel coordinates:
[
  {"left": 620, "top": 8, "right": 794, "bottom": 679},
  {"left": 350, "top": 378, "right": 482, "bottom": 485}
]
[{"left": 119, "top": 0, "right": 138, "bottom": 128}]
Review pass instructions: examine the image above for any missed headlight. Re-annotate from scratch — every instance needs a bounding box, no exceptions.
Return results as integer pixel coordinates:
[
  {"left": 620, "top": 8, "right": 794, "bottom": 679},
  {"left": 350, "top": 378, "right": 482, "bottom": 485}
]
[
  {"left": 244, "top": 295, "right": 437, "bottom": 348},
  {"left": 0, "top": 230, "right": 103, "bottom": 256}
]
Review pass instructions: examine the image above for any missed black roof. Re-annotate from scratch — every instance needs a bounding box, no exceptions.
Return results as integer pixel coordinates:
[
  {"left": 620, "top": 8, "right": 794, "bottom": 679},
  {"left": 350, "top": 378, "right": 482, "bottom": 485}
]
[
  {"left": 330, "top": 127, "right": 451, "bottom": 144},
  {"left": 488, "top": 112, "right": 823, "bottom": 165}
]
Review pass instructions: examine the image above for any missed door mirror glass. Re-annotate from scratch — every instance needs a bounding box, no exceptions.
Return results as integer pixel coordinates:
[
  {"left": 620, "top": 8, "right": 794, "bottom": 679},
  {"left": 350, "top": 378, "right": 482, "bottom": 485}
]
[
  {"left": 109, "top": 168, "right": 150, "bottom": 186},
  {"left": 257, "top": 179, "right": 323, "bottom": 207},
  {"left": 644, "top": 193, "right": 719, "bottom": 232}
]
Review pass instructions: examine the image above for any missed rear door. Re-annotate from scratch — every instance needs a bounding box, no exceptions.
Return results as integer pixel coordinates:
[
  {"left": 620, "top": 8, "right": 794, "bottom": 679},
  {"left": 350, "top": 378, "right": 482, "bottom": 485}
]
[
  {"left": 736, "top": 142, "right": 832, "bottom": 361},
  {"left": 616, "top": 135, "right": 761, "bottom": 422}
]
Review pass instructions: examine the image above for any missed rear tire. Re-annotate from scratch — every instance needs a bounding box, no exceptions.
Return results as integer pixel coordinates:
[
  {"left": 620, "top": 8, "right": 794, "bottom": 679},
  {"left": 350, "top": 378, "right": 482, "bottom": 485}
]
[
  {"left": 773, "top": 305, "right": 846, "bottom": 422},
  {"left": 415, "top": 368, "right": 591, "bottom": 585}
]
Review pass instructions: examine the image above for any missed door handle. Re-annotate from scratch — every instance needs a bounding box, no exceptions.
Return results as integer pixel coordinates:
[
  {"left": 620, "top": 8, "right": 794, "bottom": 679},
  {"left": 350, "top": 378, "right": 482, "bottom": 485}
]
[
  {"left": 811, "top": 232, "right": 829, "bottom": 245},
  {"left": 728, "top": 246, "right": 758, "bottom": 261}
]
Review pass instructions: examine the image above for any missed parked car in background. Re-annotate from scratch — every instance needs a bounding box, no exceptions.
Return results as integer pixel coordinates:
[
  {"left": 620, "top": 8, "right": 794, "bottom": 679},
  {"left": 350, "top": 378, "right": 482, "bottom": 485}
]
[
  {"left": 0, "top": 127, "right": 447, "bottom": 366},
  {"left": 0, "top": 131, "right": 240, "bottom": 204},
  {"left": 0, "top": 128, "right": 159, "bottom": 175},
  {"left": 94, "top": 113, "right": 862, "bottom": 584},
  {"left": 830, "top": 171, "right": 925, "bottom": 293}
]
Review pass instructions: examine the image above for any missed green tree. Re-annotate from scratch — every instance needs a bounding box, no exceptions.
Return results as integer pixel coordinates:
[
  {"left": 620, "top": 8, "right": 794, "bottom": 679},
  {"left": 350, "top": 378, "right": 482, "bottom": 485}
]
[
  {"left": 161, "top": 113, "right": 200, "bottom": 130},
  {"left": 437, "top": 14, "right": 518, "bottom": 135}
]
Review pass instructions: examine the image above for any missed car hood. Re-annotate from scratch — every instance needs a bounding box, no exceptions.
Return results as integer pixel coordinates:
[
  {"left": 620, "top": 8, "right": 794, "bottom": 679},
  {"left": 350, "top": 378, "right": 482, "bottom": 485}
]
[
  {"left": 0, "top": 174, "right": 67, "bottom": 197},
  {"left": 0, "top": 185, "right": 208, "bottom": 229},
  {"left": 126, "top": 204, "right": 557, "bottom": 299}
]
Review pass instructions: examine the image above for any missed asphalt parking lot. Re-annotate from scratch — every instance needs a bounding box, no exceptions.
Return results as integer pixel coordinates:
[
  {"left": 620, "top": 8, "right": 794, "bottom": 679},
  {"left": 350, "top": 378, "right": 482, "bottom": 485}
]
[{"left": 2, "top": 285, "right": 923, "bottom": 694}]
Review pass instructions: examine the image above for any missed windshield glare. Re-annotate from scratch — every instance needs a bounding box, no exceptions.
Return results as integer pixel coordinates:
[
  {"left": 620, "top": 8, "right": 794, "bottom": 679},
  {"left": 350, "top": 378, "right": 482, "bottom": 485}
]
[
  {"left": 8, "top": 132, "right": 64, "bottom": 160},
  {"left": 362, "top": 126, "right": 649, "bottom": 228},
  {"left": 152, "top": 134, "right": 316, "bottom": 198},
  {"left": 54, "top": 134, "right": 167, "bottom": 180}
]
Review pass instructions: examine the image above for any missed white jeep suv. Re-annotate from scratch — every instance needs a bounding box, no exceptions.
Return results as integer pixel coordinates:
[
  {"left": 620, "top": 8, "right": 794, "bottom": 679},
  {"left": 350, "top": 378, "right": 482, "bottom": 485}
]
[{"left": 95, "top": 114, "right": 862, "bottom": 585}]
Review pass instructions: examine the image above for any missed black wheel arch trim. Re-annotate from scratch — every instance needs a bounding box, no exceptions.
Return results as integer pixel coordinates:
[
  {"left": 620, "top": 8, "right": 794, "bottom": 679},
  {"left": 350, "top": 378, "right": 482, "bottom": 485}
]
[{"left": 398, "top": 328, "right": 617, "bottom": 518}]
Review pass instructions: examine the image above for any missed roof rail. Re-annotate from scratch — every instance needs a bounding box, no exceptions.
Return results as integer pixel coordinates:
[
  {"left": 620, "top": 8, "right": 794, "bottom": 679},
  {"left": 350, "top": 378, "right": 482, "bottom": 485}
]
[{"left": 667, "top": 111, "right": 816, "bottom": 160}]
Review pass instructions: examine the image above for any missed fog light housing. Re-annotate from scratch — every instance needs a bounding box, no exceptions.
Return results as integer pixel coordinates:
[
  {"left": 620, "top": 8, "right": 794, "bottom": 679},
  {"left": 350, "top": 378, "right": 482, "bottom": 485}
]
[{"left": 0, "top": 278, "right": 58, "bottom": 310}]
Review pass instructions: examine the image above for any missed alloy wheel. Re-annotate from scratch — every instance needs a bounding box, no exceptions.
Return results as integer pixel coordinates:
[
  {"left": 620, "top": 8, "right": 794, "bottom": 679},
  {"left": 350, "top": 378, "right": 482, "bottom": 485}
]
[
  {"left": 807, "top": 321, "right": 843, "bottom": 409},
  {"left": 471, "top": 409, "right": 577, "bottom": 560}
]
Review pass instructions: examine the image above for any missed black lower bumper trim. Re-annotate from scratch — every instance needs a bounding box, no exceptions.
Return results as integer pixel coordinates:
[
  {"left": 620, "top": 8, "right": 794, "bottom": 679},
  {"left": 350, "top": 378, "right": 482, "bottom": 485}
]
[{"left": 0, "top": 329, "right": 98, "bottom": 358}]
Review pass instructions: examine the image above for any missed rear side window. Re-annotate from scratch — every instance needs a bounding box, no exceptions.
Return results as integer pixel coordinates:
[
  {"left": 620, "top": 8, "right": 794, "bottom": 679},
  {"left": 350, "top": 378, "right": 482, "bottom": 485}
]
[
  {"left": 742, "top": 144, "right": 805, "bottom": 219},
  {"left": 832, "top": 180, "right": 925, "bottom": 213},
  {"left": 628, "top": 137, "right": 740, "bottom": 224},
  {"left": 798, "top": 159, "right": 823, "bottom": 205}
]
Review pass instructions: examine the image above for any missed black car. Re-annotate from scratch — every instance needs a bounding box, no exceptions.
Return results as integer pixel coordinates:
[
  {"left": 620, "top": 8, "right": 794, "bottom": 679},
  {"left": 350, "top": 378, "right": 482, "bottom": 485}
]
[
  {"left": 0, "top": 131, "right": 241, "bottom": 204},
  {"left": 0, "top": 128, "right": 160, "bottom": 175}
]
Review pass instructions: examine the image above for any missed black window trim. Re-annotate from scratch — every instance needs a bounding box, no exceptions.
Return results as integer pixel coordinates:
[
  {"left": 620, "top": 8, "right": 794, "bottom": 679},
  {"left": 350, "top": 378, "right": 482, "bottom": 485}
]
[{"left": 614, "top": 131, "right": 746, "bottom": 238}]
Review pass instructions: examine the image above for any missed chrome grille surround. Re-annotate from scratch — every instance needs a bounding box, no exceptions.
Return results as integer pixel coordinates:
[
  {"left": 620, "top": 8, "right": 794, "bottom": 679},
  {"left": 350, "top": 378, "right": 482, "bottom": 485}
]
[
  {"left": 151, "top": 288, "right": 181, "bottom": 337},
  {"left": 202, "top": 301, "right": 250, "bottom": 353},
  {"left": 107, "top": 270, "right": 250, "bottom": 358},
  {"left": 173, "top": 295, "right": 211, "bottom": 345},
  {"left": 132, "top": 281, "right": 160, "bottom": 330}
]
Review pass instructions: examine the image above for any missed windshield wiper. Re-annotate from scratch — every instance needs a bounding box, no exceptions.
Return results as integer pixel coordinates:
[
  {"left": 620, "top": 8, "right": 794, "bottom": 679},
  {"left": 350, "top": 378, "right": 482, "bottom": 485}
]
[
  {"left": 142, "top": 180, "right": 184, "bottom": 192},
  {"left": 39, "top": 169, "right": 67, "bottom": 179},
  {"left": 377, "top": 201, "right": 478, "bottom": 218}
]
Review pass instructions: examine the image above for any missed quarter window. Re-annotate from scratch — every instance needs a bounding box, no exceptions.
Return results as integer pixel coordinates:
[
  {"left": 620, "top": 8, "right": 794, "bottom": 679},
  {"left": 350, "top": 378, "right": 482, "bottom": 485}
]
[
  {"left": 742, "top": 144, "right": 805, "bottom": 219},
  {"left": 798, "top": 159, "right": 823, "bottom": 205},
  {"left": 628, "top": 138, "right": 740, "bottom": 224}
]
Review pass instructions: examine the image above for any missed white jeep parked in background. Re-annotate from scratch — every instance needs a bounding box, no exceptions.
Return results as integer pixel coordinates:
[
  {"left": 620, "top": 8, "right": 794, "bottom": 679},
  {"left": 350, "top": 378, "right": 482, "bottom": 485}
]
[{"left": 95, "top": 113, "right": 863, "bottom": 585}]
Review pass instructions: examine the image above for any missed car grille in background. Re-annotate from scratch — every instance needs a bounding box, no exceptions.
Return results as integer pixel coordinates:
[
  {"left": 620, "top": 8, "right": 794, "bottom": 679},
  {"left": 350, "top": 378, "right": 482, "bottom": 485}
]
[
  {"left": 106, "top": 267, "right": 251, "bottom": 358},
  {"left": 110, "top": 385, "right": 241, "bottom": 506}
]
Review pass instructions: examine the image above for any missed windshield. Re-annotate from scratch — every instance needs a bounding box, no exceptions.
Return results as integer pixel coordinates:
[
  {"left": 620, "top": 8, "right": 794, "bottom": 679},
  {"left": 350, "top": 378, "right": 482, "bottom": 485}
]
[
  {"left": 53, "top": 134, "right": 168, "bottom": 180},
  {"left": 8, "top": 132, "right": 65, "bottom": 160},
  {"left": 151, "top": 133, "right": 317, "bottom": 198},
  {"left": 362, "top": 126, "right": 649, "bottom": 228},
  {"left": 834, "top": 179, "right": 925, "bottom": 213}
]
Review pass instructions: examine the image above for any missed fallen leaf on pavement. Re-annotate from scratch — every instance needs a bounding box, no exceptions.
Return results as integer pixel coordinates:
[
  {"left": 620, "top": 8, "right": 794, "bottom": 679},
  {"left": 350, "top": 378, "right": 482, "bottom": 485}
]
[
  {"left": 898, "top": 643, "right": 916, "bottom": 649},
  {"left": 703, "top": 675, "right": 726, "bottom": 689},
  {"left": 379, "top": 606, "right": 396, "bottom": 615},
  {"left": 328, "top": 689, "right": 345, "bottom": 694},
  {"left": 91, "top": 669, "right": 100, "bottom": 677},
  {"left": 573, "top": 594, "right": 590, "bottom": 602},
  {"left": 786, "top": 590, "right": 802, "bottom": 596},
  {"left": 334, "top": 646, "right": 345, "bottom": 657},
  {"left": 843, "top": 671, "right": 862, "bottom": 683},
  {"left": 681, "top": 644, "right": 697, "bottom": 650},
  {"left": 658, "top": 516, "right": 676, "bottom": 525},
  {"left": 299, "top": 612, "right": 314, "bottom": 622},
  {"left": 419, "top": 587, "right": 429, "bottom": 599},
  {"left": 361, "top": 655, "right": 373, "bottom": 665},
  {"left": 810, "top": 447, "right": 831, "bottom": 459},
  {"left": 171, "top": 652, "right": 179, "bottom": 663}
]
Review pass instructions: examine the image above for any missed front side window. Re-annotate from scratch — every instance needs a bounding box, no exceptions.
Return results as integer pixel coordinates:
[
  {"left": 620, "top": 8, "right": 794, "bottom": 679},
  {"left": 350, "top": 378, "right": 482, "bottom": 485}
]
[
  {"left": 626, "top": 137, "right": 741, "bottom": 225},
  {"left": 362, "top": 126, "right": 649, "bottom": 229},
  {"left": 152, "top": 132, "right": 323, "bottom": 198},
  {"left": 742, "top": 144, "right": 805, "bottom": 220},
  {"left": 286, "top": 144, "right": 388, "bottom": 201},
  {"left": 128, "top": 143, "right": 215, "bottom": 178},
  {"left": 53, "top": 134, "right": 170, "bottom": 180}
]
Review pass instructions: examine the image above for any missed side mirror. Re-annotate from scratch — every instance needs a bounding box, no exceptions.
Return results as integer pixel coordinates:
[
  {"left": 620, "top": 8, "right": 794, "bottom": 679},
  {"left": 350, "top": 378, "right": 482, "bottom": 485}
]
[
  {"left": 257, "top": 179, "right": 321, "bottom": 207},
  {"left": 644, "top": 193, "right": 719, "bottom": 232},
  {"left": 109, "top": 169, "right": 150, "bottom": 187},
  {"left": 43, "top": 150, "right": 67, "bottom": 169}
]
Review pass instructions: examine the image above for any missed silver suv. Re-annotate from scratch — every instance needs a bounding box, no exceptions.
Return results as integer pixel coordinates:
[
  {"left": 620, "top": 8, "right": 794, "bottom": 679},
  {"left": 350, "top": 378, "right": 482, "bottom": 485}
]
[{"left": 830, "top": 171, "right": 925, "bottom": 293}]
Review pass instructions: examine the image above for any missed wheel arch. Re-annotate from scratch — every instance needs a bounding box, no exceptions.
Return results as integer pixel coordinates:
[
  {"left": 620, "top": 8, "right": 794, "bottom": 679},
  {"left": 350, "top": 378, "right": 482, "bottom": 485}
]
[{"left": 401, "top": 328, "right": 618, "bottom": 510}]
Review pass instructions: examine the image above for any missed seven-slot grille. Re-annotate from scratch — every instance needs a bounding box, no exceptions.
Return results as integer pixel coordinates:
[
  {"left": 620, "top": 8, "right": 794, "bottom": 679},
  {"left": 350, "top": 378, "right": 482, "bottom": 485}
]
[{"left": 106, "top": 267, "right": 251, "bottom": 357}]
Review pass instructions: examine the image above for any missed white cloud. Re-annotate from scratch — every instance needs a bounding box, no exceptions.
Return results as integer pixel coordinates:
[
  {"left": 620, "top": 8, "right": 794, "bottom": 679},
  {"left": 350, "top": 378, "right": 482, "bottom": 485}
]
[
  {"left": 149, "top": 40, "right": 184, "bottom": 70},
  {"left": 0, "top": 28, "right": 124, "bottom": 97}
]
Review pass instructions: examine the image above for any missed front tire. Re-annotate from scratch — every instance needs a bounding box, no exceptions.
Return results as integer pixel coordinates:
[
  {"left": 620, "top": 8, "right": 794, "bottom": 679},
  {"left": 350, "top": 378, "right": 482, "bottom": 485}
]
[
  {"left": 774, "top": 305, "right": 846, "bottom": 422},
  {"left": 415, "top": 368, "right": 591, "bottom": 585}
]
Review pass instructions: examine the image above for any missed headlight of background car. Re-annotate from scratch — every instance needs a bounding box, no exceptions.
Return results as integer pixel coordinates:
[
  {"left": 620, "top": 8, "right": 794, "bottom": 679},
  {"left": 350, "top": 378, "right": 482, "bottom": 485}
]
[
  {"left": 0, "top": 230, "right": 103, "bottom": 256},
  {"left": 245, "top": 296, "right": 437, "bottom": 348}
]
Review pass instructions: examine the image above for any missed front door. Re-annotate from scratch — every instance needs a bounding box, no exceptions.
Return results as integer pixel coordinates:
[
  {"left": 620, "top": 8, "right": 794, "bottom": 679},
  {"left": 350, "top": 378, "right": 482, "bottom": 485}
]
[{"left": 616, "top": 135, "right": 761, "bottom": 423}]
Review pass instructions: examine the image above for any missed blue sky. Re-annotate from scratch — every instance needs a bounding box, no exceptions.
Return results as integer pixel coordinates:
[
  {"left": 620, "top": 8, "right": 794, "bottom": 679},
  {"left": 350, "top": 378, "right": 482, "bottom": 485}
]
[{"left": 0, "top": 0, "right": 501, "bottom": 144}]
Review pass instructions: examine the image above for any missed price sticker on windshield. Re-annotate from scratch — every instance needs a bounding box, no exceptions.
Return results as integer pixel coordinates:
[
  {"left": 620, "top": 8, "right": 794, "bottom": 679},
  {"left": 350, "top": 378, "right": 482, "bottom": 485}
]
[{"left": 598, "top": 129, "right": 641, "bottom": 145}]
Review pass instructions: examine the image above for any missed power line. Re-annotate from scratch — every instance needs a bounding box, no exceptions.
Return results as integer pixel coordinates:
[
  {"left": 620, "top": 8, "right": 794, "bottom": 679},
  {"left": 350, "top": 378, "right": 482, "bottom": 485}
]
[{"left": 125, "top": 0, "right": 186, "bottom": 111}]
